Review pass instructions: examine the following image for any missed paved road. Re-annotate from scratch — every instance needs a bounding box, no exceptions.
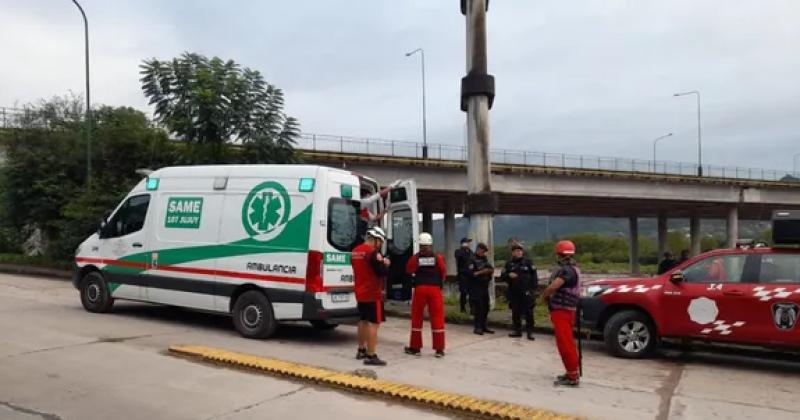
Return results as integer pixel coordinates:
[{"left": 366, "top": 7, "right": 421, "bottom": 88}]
[{"left": 1, "top": 274, "right": 799, "bottom": 420}]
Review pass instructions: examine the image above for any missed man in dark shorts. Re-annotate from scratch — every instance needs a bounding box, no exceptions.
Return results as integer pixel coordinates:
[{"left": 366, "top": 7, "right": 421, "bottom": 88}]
[{"left": 351, "top": 227, "right": 391, "bottom": 366}]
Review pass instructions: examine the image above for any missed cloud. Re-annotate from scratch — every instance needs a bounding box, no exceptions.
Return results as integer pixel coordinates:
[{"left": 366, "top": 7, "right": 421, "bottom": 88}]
[{"left": 2, "top": 0, "right": 799, "bottom": 170}]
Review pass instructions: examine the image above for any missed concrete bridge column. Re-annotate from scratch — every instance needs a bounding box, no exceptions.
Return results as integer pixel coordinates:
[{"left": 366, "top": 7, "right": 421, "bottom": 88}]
[
  {"left": 726, "top": 206, "right": 739, "bottom": 248},
  {"left": 657, "top": 212, "right": 669, "bottom": 256},
  {"left": 422, "top": 208, "right": 433, "bottom": 234},
  {"left": 629, "top": 216, "right": 640, "bottom": 276},
  {"left": 443, "top": 205, "right": 456, "bottom": 275},
  {"left": 690, "top": 213, "right": 702, "bottom": 256}
]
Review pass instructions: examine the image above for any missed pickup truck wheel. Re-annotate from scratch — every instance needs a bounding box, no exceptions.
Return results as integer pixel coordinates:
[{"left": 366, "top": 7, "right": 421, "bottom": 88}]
[
  {"left": 604, "top": 310, "right": 657, "bottom": 358},
  {"left": 79, "top": 271, "right": 115, "bottom": 313},
  {"left": 232, "top": 291, "right": 277, "bottom": 339}
]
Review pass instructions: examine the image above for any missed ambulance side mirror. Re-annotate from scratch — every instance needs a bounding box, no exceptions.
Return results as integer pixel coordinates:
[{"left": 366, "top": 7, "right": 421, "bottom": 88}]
[
  {"left": 669, "top": 271, "right": 685, "bottom": 284},
  {"left": 97, "top": 211, "right": 111, "bottom": 237}
]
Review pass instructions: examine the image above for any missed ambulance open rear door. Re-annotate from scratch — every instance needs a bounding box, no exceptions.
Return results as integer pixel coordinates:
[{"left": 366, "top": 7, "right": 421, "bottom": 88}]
[{"left": 384, "top": 179, "right": 419, "bottom": 301}]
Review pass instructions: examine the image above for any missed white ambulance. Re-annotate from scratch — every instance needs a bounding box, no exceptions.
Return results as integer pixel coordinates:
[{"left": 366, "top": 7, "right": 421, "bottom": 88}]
[{"left": 73, "top": 165, "right": 419, "bottom": 338}]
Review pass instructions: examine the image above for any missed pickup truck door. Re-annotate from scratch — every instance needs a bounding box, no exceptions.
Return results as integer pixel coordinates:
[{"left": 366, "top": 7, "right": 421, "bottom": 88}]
[
  {"left": 749, "top": 253, "right": 800, "bottom": 347},
  {"left": 384, "top": 179, "right": 419, "bottom": 301},
  {"left": 661, "top": 254, "right": 761, "bottom": 343}
]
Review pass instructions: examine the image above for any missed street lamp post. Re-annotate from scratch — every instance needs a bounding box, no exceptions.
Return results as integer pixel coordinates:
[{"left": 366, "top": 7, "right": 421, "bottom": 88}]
[
  {"left": 405, "top": 48, "right": 427, "bottom": 159},
  {"left": 652, "top": 132, "right": 673, "bottom": 173},
  {"left": 71, "top": 0, "right": 91, "bottom": 187},
  {"left": 673, "top": 90, "right": 702, "bottom": 176},
  {"left": 794, "top": 152, "right": 800, "bottom": 176}
]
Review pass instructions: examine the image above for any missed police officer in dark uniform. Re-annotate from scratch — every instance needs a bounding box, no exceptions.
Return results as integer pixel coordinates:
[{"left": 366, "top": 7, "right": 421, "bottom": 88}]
[
  {"left": 454, "top": 237, "right": 473, "bottom": 313},
  {"left": 469, "top": 243, "right": 495, "bottom": 335},
  {"left": 501, "top": 244, "right": 538, "bottom": 340}
]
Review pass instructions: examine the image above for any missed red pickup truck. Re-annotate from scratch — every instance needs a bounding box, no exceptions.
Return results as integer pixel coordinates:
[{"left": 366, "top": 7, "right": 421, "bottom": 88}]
[{"left": 580, "top": 211, "right": 800, "bottom": 358}]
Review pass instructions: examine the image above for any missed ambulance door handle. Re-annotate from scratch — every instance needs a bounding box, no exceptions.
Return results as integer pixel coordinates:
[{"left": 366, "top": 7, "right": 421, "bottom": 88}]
[
  {"left": 132, "top": 242, "right": 143, "bottom": 248},
  {"left": 723, "top": 290, "right": 744, "bottom": 296}
]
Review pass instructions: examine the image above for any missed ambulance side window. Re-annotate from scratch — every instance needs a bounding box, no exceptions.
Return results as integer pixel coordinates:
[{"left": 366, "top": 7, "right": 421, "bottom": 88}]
[
  {"left": 101, "top": 195, "right": 151, "bottom": 239},
  {"left": 328, "top": 198, "right": 360, "bottom": 251}
]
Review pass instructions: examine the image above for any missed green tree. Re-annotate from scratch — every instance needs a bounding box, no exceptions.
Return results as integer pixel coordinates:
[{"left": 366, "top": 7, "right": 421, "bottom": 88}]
[
  {"left": 140, "top": 52, "right": 300, "bottom": 163},
  {"left": 0, "top": 96, "right": 172, "bottom": 259}
]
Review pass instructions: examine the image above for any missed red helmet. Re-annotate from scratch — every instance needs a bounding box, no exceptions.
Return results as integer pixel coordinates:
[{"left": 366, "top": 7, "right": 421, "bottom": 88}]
[{"left": 555, "top": 240, "right": 576, "bottom": 256}]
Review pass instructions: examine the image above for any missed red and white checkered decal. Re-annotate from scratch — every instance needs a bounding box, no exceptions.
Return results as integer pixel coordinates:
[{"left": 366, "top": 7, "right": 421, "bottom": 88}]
[
  {"left": 752, "top": 286, "right": 800, "bottom": 302},
  {"left": 602, "top": 284, "right": 663, "bottom": 295},
  {"left": 700, "top": 320, "right": 746, "bottom": 336}
]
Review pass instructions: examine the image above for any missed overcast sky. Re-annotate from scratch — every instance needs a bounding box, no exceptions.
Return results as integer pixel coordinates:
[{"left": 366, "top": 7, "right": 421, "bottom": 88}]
[{"left": 2, "top": 0, "right": 799, "bottom": 171}]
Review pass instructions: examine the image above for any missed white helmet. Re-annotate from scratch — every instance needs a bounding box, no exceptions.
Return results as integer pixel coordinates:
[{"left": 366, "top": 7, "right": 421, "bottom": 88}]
[
  {"left": 419, "top": 232, "right": 433, "bottom": 246},
  {"left": 367, "top": 226, "right": 387, "bottom": 241}
]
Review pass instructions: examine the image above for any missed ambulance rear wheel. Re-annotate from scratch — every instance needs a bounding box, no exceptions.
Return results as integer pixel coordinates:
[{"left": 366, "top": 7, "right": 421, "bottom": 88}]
[
  {"left": 232, "top": 291, "right": 277, "bottom": 339},
  {"left": 310, "top": 320, "right": 339, "bottom": 330},
  {"left": 604, "top": 310, "right": 657, "bottom": 358},
  {"left": 80, "top": 271, "right": 115, "bottom": 313}
]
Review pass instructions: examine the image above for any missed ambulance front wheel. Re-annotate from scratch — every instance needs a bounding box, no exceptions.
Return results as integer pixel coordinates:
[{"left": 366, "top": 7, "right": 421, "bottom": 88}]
[
  {"left": 232, "top": 290, "right": 277, "bottom": 339},
  {"left": 604, "top": 310, "right": 657, "bottom": 358},
  {"left": 79, "top": 271, "right": 115, "bottom": 313}
]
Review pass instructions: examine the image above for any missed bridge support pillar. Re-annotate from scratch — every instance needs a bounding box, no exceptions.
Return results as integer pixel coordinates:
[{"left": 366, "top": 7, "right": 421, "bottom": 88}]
[
  {"left": 690, "top": 213, "right": 702, "bottom": 256},
  {"left": 629, "top": 216, "right": 640, "bottom": 276},
  {"left": 444, "top": 205, "right": 456, "bottom": 276},
  {"left": 422, "top": 209, "right": 433, "bottom": 234},
  {"left": 726, "top": 206, "right": 739, "bottom": 248},
  {"left": 657, "top": 212, "right": 669, "bottom": 256}
]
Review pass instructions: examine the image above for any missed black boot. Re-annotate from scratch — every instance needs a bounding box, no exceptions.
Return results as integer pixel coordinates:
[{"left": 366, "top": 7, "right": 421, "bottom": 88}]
[
  {"left": 508, "top": 330, "right": 522, "bottom": 338},
  {"left": 553, "top": 376, "right": 579, "bottom": 387},
  {"left": 526, "top": 332, "right": 535, "bottom": 341},
  {"left": 364, "top": 354, "right": 387, "bottom": 366}
]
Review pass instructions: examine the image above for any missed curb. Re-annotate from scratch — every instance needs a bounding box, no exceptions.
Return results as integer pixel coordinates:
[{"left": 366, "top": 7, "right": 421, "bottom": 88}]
[
  {"left": 169, "top": 345, "right": 578, "bottom": 420},
  {"left": 383, "top": 308, "right": 603, "bottom": 341},
  {"left": 384, "top": 306, "right": 557, "bottom": 336},
  {"left": 0, "top": 263, "right": 71, "bottom": 279}
]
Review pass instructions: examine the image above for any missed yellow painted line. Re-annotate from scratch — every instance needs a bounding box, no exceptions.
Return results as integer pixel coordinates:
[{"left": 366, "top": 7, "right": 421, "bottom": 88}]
[{"left": 169, "top": 345, "right": 578, "bottom": 420}]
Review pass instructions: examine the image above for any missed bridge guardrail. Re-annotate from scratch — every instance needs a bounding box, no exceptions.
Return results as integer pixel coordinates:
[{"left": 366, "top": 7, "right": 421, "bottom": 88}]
[
  {"left": 3, "top": 106, "right": 797, "bottom": 183},
  {"left": 297, "top": 133, "right": 799, "bottom": 183}
]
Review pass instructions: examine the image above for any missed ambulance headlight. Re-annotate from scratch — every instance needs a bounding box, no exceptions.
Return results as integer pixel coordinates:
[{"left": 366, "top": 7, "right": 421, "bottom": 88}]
[{"left": 581, "top": 284, "right": 610, "bottom": 298}]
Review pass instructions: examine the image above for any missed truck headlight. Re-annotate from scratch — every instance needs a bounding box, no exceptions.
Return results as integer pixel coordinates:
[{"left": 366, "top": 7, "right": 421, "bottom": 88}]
[{"left": 581, "top": 285, "right": 610, "bottom": 297}]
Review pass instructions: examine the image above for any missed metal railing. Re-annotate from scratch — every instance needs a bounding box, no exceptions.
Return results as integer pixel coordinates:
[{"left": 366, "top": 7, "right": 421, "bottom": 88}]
[
  {"left": 297, "top": 133, "right": 800, "bottom": 183},
  {"left": 3, "top": 106, "right": 797, "bottom": 183}
]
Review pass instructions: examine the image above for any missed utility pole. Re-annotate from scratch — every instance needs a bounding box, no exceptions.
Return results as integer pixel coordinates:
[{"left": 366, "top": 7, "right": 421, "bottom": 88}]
[{"left": 461, "top": 0, "right": 496, "bottom": 260}]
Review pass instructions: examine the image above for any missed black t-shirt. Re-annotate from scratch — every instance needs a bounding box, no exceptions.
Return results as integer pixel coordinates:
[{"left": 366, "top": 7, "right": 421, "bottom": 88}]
[
  {"left": 455, "top": 248, "right": 473, "bottom": 275},
  {"left": 555, "top": 265, "right": 578, "bottom": 289},
  {"left": 469, "top": 254, "right": 494, "bottom": 286}
]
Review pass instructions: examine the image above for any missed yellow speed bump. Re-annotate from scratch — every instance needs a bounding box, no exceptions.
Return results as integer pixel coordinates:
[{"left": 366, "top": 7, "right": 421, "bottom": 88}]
[{"left": 169, "top": 345, "right": 577, "bottom": 420}]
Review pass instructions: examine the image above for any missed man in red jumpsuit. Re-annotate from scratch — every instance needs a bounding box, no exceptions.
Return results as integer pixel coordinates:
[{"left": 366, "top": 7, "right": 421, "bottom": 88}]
[
  {"left": 351, "top": 227, "right": 391, "bottom": 366},
  {"left": 404, "top": 232, "right": 447, "bottom": 358},
  {"left": 541, "top": 240, "right": 581, "bottom": 387}
]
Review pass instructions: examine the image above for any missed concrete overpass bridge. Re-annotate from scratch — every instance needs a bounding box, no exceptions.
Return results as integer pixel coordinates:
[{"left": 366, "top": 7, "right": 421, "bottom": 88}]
[{"left": 297, "top": 134, "right": 800, "bottom": 274}]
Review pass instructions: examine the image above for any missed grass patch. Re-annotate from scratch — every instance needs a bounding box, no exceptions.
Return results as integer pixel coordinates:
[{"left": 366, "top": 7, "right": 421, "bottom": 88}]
[{"left": 444, "top": 308, "right": 473, "bottom": 324}]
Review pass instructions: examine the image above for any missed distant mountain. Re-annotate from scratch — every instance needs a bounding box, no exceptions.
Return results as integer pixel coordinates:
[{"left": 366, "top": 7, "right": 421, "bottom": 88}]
[{"left": 430, "top": 215, "right": 769, "bottom": 249}]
